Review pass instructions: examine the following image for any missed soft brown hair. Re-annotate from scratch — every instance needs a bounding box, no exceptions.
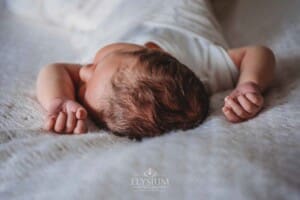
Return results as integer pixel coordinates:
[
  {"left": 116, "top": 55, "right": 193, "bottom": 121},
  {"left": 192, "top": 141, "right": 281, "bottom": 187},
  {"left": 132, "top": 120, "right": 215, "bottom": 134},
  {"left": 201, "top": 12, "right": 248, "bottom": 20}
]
[{"left": 94, "top": 48, "right": 209, "bottom": 141}]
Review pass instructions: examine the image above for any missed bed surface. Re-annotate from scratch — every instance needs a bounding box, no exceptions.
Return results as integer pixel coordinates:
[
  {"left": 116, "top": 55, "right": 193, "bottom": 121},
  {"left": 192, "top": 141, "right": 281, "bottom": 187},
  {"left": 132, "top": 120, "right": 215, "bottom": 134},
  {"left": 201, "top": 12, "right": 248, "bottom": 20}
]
[{"left": 0, "top": 0, "right": 300, "bottom": 199}]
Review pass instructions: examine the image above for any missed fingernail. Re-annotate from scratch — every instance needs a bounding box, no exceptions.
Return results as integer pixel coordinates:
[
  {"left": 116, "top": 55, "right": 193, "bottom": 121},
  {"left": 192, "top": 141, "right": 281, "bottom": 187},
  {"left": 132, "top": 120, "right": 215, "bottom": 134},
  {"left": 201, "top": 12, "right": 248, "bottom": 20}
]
[{"left": 225, "top": 96, "right": 229, "bottom": 101}]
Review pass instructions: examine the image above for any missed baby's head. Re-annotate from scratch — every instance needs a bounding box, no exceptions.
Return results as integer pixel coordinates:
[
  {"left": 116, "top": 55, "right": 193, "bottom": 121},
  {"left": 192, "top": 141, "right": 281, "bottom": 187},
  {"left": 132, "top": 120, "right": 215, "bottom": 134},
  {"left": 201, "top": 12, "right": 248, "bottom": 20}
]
[{"left": 78, "top": 43, "right": 209, "bottom": 140}]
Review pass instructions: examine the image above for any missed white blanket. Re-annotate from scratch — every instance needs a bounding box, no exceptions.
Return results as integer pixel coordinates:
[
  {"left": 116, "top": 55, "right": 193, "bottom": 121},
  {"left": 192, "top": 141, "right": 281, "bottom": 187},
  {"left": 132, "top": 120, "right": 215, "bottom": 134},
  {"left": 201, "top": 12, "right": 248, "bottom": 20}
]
[{"left": 0, "top": 0, "right": 300, "bottom": 199}]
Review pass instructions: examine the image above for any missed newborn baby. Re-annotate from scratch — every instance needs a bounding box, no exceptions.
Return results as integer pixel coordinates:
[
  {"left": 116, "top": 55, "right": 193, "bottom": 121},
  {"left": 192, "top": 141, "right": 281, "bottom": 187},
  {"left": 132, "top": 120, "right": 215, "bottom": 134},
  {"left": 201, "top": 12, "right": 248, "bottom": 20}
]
[{"left": 36, "top": 0, "right": 275, "bottom": 140}]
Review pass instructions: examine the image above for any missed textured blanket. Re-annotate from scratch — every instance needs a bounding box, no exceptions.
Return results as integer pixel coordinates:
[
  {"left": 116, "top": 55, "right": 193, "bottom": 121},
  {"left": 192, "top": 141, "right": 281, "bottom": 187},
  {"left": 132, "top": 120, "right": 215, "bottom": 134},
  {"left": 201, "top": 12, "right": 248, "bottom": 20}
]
[{"left": 0, "top": 0, "right": 299, "bottom": 199}]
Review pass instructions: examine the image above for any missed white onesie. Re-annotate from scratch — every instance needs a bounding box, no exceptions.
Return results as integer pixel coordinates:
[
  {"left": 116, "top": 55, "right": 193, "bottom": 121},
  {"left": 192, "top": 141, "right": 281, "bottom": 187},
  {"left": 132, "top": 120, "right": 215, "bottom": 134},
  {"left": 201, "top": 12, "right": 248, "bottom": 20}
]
[{"left": 124, "top": 0, "right": 239, "bottom": 95}]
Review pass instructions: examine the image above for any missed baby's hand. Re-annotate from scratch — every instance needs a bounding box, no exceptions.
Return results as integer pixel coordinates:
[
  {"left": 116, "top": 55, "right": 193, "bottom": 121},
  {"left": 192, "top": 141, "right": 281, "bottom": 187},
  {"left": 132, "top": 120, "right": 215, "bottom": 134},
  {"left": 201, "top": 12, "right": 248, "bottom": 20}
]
[
  {"left": 222, "top": 82, "right": 264, "bottom": 123},
  {"left": 43, "top": 98, "right": 88, "bottom": 134}
]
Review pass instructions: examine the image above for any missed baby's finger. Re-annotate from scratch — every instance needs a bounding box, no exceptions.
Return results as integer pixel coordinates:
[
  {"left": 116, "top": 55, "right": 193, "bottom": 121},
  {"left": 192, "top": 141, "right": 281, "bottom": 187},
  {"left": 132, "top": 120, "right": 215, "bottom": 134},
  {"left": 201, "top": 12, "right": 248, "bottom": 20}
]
[
  {"left": 226, "top": 97, "right": 250, "bottom": 119},
  {"left": 76, "top": 108, "right": 87, "bottom": 120},
  {"left": 65, "top": 112, "right": 76, "bottom": 133},
  {"left": 245, "top": 93, "right": 264, "bottom": 107},
  {"left": 44, "top": 116, "right": 56, "bottom": 131},
  {"left": 73, "top": 120, "right": 87, "bottom": 134},
  {"left": 222, "top": 106, "right": 242, "bottom": 123},
  {"left": 237, "top": 95, "right": 258, "bottom": 114},
  {"left": 54, "top": 112, "right": 67, "bottom": 133}
]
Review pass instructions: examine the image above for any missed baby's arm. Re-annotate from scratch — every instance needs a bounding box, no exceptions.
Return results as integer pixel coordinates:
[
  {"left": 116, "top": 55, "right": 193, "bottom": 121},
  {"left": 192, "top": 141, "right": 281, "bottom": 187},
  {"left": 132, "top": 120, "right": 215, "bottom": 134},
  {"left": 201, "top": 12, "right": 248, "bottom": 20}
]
[
  {"left": 37, "top": 63, "right": 88, "bottom": 134},
  {"left": 223, "top": 46, "right": 276, "bottom": 122}
]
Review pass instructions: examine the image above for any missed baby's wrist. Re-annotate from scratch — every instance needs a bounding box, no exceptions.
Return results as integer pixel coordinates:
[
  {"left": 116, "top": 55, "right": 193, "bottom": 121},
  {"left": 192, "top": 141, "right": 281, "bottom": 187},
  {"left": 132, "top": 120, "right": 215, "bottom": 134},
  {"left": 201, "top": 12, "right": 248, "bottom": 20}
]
[
  {"left": 236, "top": 81, "right": 262, "bottom": 95},
  {"left": 46, "top": 97, "right": 75, "bottom": 114},
  {"left": 45, "top": 98, "right": 64, "bottom": 113}
]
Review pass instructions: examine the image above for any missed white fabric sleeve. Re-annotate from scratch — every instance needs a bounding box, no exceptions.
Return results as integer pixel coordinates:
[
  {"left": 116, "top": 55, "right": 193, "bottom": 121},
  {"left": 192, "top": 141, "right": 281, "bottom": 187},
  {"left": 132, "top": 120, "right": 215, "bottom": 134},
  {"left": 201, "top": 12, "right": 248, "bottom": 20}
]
[
  {"left": 205, "top": 44, "right": 239, "bottom": 94},
  {"left": 221, "top": 47, "right": 239, "bottom": 88}
]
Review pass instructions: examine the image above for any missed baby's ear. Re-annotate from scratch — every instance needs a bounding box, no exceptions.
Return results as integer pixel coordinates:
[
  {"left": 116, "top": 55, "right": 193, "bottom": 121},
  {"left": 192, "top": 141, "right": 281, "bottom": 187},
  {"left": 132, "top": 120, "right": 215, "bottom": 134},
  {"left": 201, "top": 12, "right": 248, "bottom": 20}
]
[
  {"left": 144, "top": 42, "right": 163, "bottom": 51},
  {"left": 144, "top": 41, "right": 175, "bottom": 57}
]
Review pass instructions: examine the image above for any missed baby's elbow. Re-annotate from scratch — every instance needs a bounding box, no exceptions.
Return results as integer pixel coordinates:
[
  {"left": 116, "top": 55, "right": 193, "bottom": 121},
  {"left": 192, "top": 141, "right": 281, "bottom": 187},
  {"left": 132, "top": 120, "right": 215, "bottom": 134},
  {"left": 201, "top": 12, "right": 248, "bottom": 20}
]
[
  {"left": 257, "top": 45, "right": 276, "bottom": 82},
  {"left": 265, "top": 46, "right": 276, "bottom": 72},
  {"left": 41, "top": 63, "right": 61, "bottom": 70},
  {"left": 39, "top": 63, "right": 54, "bottom": 71},
  {"left": 37, "top": 63, "right": 61, "bottom": 83},
  {"left": 38, "top": 63, "right": 61, "bottom": 75},
  {"left": 255, "top": 45, "right": 276, "bottom": 71},
  {"left": 257, "top": 46, "right": 276, "bottom": 64}
]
